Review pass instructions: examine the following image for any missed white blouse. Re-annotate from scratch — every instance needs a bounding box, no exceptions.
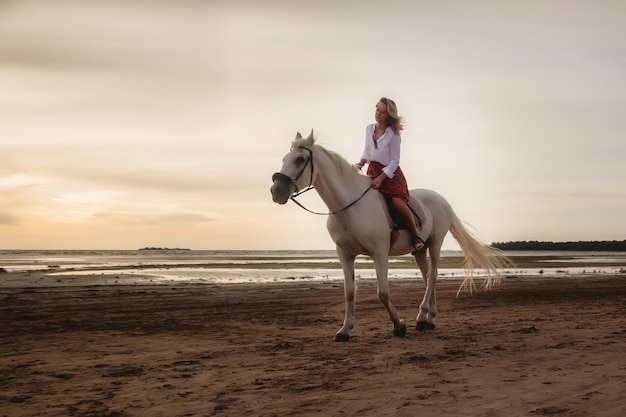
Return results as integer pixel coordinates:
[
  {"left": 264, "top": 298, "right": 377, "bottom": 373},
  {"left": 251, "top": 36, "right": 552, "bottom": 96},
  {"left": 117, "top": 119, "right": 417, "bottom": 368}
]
[{"left": 360, "top": 123, "right": 401, "bottom": 178}]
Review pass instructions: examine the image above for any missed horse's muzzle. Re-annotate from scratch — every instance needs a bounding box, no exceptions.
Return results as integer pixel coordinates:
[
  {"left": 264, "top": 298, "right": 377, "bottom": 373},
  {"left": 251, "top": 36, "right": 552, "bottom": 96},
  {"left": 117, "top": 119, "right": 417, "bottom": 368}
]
[{"left": 270, "top": 173, "right": 292, "bottom": 204}]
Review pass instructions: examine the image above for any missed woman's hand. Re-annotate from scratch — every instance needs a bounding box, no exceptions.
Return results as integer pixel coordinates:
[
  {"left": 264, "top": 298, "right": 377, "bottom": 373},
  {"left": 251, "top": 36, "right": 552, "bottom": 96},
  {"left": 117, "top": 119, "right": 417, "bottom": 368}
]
[{"left": 371, "top": 173, "right": 386, "bottom": 189}]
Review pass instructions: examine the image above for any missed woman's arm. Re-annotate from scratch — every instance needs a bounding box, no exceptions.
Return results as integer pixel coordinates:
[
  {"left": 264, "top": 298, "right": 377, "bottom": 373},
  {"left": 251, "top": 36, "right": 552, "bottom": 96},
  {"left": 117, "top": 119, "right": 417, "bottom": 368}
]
[
  {"left": 357, "top": 125, "right": 374, "bottom": 168},
  {"left": 382, "top": 133, "right": 401, "bottom": 178}
]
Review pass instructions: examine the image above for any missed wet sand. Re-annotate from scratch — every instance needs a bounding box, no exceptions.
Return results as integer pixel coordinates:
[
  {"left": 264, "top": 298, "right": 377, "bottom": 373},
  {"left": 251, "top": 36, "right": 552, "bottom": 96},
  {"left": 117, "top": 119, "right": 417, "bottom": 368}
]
[{"left": 1, "top": 272, "right": 625, "bottom": 416}]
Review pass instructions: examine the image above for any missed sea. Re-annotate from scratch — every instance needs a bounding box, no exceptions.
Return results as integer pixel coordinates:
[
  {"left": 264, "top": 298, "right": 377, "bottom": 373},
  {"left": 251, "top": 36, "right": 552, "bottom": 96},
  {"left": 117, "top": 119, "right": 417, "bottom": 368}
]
[{"left": 1, "top": 249, "right": 625, "bottom": 286}]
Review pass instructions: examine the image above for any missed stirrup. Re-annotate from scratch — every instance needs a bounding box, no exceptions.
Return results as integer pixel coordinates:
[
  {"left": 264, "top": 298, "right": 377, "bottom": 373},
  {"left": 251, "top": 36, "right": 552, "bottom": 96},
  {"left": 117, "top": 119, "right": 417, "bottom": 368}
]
[{"left": 411, "top": 236, "right": 426, "bottom": 255}]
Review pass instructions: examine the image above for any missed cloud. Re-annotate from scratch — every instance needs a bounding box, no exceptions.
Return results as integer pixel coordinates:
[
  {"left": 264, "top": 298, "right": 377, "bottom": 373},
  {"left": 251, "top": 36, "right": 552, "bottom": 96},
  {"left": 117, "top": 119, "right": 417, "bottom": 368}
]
[
  {"left": 0, "top": 213, "right": 19, "bottom": 225},
  {"left": 91, "top": 210, "right": 218, "bottom": 227}
]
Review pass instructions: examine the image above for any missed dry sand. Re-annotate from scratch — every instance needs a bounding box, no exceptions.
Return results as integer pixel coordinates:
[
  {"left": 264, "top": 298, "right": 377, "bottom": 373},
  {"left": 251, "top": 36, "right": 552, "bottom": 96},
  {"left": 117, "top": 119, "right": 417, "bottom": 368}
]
[{"left": 1, "top": 272, "right": 625, "bottom": 417}]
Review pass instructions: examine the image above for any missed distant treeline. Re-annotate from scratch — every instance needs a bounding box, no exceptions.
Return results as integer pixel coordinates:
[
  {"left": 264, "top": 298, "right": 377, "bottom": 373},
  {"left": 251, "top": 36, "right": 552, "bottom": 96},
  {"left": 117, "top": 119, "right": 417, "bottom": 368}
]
[{"left": 491, "top": 240, "right": 626, "bottom": 251}]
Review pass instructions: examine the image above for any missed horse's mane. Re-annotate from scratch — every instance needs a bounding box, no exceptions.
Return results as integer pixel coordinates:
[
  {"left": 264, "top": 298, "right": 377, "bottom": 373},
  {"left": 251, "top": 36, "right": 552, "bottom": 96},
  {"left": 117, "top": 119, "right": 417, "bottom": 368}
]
[{"left": 292, "top": 136, "right": 366, "bottom": 185}]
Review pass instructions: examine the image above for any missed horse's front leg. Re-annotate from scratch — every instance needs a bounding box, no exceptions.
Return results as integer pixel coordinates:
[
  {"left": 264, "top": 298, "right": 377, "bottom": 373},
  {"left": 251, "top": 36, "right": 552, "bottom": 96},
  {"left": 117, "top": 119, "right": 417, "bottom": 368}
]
[
  {"left": 335, "top": 247, "right": 356, "bottom": 342},
  {"left": 373, "top": 252, "right": 406, "bottom": 337}
]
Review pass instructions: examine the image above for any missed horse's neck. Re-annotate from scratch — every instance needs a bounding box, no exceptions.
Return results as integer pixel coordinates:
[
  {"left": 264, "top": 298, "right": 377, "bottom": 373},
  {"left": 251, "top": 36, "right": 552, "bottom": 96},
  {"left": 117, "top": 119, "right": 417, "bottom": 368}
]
[{"left": 313, "top": 148, "right": 371, "bottom": 211}]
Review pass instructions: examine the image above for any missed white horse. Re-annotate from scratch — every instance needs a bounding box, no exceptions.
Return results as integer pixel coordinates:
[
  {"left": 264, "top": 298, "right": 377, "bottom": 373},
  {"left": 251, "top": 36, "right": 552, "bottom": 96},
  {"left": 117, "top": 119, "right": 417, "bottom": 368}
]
[{"left": 270, "top": 131, "right": 510, "bottom": 341}]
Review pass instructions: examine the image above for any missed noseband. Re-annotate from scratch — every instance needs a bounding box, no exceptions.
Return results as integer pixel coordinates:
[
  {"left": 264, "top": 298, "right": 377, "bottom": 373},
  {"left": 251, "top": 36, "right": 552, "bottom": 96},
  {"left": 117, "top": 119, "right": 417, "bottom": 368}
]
[
  {"left": 271, "top": 146, "right": 314, "bottom": 197},
  {"left": 272, "top": 146, "right": 372, "bottom": 216}
]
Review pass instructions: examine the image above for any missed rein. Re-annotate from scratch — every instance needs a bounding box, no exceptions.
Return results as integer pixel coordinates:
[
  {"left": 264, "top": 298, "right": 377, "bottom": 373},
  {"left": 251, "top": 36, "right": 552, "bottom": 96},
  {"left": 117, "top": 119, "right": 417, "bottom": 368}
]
[
  {"left": 272, "top": 146, "right": 373, "bottom": 216},
  {"left": 290, "top": 184, "right": 373, "bottom": 216}
]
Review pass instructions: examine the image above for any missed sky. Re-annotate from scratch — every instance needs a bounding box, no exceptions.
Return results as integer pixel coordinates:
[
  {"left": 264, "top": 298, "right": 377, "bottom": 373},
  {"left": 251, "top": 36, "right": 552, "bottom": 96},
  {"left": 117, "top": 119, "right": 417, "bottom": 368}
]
[{"left": 1, "top": 0, "right": 625, "bottom": 250}]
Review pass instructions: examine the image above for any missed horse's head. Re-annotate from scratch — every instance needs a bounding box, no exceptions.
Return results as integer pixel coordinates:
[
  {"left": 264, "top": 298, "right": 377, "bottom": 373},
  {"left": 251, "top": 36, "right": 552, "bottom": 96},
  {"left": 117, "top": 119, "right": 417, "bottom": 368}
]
[{"left": 270, "top": 130, "right": 316, "bottom": 204}]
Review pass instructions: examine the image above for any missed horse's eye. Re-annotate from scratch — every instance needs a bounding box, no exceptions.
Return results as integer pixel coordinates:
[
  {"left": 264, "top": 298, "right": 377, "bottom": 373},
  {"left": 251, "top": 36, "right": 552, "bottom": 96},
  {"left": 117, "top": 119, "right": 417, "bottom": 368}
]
[{"left": 295, "top": 156, "right": 305, "bottom": 165}]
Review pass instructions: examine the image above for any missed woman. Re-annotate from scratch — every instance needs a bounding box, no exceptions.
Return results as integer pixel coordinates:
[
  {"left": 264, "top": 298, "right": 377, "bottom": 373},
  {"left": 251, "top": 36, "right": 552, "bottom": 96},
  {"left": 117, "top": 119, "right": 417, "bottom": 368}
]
[{"left": 356, "top": 97, "right": 425, "bottom": 252}]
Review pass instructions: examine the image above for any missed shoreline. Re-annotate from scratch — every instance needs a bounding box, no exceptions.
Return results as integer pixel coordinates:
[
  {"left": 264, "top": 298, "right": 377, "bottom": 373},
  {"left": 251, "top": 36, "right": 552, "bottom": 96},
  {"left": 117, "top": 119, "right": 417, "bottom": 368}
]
[{"left": 1, "top": 268, "right": 626, "bottom": 289}]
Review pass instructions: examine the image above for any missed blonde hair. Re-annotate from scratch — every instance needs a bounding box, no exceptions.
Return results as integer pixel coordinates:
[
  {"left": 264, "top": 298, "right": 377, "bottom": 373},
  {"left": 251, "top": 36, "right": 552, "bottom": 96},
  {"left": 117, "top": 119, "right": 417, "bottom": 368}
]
[{"left": 378, "top": 97, "right": 404, "bottom": 134}]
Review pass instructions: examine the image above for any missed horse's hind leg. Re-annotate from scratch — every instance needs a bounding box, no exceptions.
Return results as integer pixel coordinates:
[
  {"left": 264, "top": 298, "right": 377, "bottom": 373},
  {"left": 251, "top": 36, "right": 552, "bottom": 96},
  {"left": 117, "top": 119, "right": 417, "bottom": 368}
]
[
  {"left": 335, "top": 247, "right": 356, "bottom": 342},
  {"left": 416, "top": 246, "right": 439, "bottom": 331},
  {"left": 413, "top": 249, "right": 429, "bottom": 287}
]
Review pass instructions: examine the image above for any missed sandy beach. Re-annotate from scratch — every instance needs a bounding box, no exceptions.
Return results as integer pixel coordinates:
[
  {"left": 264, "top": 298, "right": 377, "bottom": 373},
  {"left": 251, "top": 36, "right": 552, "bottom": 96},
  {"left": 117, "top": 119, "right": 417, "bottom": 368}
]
[{"left": 1, "top": 271, "right": 625, "bottom": 417}]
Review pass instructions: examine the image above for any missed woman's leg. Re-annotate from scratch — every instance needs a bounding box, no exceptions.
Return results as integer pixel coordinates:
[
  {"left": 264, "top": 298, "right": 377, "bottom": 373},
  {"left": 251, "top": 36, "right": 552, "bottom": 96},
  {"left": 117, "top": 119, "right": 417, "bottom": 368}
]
[{"left": 391, "top": 197, "right": 424, "bottom": 251}]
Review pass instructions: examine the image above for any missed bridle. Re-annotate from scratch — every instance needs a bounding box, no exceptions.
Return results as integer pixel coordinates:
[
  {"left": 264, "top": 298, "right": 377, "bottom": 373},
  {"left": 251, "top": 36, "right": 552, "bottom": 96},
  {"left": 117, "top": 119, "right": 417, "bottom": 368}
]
[
  {"left": 271, "top": 146, "right": 315, "bottom": 198},
  {"left": 272, "top": 146, "right": 372, "bottom": 216}
]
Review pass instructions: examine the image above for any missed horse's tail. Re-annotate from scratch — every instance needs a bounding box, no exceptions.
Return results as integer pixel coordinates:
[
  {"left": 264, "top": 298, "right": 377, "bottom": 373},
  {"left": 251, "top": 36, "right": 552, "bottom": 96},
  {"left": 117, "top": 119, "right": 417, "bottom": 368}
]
[{"left": 449, "top": 211, "right": 512, "bottom": 295}]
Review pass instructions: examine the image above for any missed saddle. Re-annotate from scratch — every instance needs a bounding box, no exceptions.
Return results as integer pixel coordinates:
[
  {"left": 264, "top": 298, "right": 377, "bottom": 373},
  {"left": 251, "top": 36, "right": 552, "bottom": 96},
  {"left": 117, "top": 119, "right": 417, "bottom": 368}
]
[{"left": 382, "top": 194, "right": 425, "bottom": 237}]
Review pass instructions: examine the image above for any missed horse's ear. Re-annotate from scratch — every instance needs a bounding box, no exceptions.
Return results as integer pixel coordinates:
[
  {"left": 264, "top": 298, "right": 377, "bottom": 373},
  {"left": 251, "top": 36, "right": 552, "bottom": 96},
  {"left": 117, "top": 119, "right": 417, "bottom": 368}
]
[
  {"left": 304, "top": 129, "right": 315, "bottom": 146},
  {"left": 295, "top": 132, "right": 302, "bottom": 139}
]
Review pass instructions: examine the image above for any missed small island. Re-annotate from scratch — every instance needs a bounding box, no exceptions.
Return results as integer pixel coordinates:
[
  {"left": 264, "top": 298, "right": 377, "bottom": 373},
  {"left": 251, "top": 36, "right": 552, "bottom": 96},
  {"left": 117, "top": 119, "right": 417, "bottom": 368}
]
[{"left": 138, "top": 247, "right": 191, "bottom": 251}]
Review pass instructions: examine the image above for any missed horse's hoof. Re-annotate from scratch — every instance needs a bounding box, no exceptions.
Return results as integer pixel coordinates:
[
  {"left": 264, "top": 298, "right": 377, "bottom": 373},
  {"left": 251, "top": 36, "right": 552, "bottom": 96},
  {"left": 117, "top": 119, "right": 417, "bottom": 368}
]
[
  {"left": 334, "top": 333, "right": 350, "bottom": 342},
  {"left": 416, "top": 321, "right": 436, "bottom": 331},
  {"left": 393, "top": 324, "right": 407, "bottom": 337}
]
